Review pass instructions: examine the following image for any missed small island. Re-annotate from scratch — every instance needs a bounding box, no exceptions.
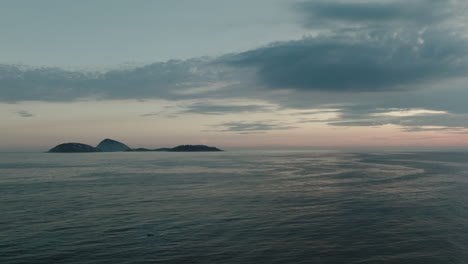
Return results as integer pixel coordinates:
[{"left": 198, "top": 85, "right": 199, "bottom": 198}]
[
  {"left": 48, "top": 143, "right": 102, "bottom": 153},
  {"left": 48, "top": 139, "right": 223, "bottom": 153},
  {"left": 125, "top": 148, "right": 172, "bottom": 152},
  {"left": 169, "top": 145, "right": 222, "bottom": 152}
]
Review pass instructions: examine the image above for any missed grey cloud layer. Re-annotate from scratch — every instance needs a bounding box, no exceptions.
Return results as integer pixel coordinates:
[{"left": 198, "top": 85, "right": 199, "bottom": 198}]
[
  {"left": 221, "top": 0, "right": 468, "bottom": 92},
  {"left": 3, "top": 29, "right": 467, "bottom": 102},
  {"left": 0, "top": 59, "right": 226, "bottom": 102},
  {"left": 2, "top": 1, "right": 467, "bottom": 101},
  {"left": 222, "top": 29, "right": 468, "bottom": 92}
]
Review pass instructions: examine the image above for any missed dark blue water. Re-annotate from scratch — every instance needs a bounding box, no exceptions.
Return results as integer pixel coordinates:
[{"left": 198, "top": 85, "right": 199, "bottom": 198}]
[{"left": 1, "top": 151, "right": 467, "bottom": 263}]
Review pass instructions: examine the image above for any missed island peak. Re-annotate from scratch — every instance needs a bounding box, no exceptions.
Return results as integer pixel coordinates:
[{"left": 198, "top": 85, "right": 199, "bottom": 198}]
[{"left": 96, "top": 138, "right": 130, "bottom": 152}]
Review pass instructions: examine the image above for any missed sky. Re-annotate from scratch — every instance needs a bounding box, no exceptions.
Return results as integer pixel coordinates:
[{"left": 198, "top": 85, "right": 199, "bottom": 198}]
[{"left": 1, "top": 0, "right": 468, "bottom": 151}]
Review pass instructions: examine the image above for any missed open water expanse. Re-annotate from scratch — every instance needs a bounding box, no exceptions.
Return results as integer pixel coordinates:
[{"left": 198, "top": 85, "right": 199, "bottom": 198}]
[{"left": 1, "top": 150, "right": 467, "bottom": 263}]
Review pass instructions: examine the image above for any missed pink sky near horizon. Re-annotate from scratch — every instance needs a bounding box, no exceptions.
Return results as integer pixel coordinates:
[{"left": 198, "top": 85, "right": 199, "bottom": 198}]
[{"left": 2, "top": 100, "right": 467, "bottom": 152}]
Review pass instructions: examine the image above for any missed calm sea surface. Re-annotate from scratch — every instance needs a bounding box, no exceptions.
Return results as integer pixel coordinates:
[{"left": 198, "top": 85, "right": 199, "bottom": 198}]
[{"left": 1, "top": 151, "right": 467, "bottom": 263}]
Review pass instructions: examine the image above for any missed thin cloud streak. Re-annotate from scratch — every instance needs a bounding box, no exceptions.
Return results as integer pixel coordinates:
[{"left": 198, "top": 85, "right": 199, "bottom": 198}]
[
  {"left": 211, "top": 121, "right": 298, "bottom": 133},
  {"left": 16, "top": 110, "right": 35, "bottom": 117}
]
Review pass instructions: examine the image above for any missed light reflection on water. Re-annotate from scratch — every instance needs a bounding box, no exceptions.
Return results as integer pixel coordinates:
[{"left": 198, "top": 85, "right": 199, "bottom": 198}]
[{"left": 1, "top": 151, "right": 467, "bottom": 263}]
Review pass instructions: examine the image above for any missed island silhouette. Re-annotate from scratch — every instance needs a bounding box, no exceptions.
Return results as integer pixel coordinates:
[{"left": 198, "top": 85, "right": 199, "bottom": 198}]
[{"left": 48, "top": 139, "right": 223, "bottom": 153}]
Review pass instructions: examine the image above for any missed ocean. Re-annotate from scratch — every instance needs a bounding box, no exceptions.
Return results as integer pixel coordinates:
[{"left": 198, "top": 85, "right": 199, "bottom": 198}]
[{"left": 1, "top": 150, "right": 467, "bottom": 263}]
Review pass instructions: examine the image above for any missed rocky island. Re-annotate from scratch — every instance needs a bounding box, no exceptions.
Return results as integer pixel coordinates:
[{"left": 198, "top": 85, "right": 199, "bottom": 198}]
[
  {"left": 125, "top": 146, "right": 222, "bottom": 152},
  {"left": 48, "top": 143, "right": 102, "bottom": 153},
  {"left": 96, "top": 138, "right": 130, "bottom": 152},
  {"left": 48, "top": 139, "right": 223, "bottom": 153},
  {"left": 169, "top": 145, "right": 222, "bottom": 152}
]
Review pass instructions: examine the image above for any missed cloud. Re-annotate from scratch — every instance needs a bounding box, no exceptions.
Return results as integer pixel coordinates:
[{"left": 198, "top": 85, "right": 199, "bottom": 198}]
[
  {"left": 294, "top": 0, "right": 459, "bottom": 28},
  {"left": 179, "top": 102, "right": 272, "bottom": 115},
  {"left": 0, "top": 58, "right": 231, "bottom": 102},
  {"left": 371, "top": 109, "right": 448, "bottom": 117},
  {"left": 325, "top": 105, "right": 468, "bottom": 132},
  {"left": 402, "top": 126, "right": 468, "bottom": 133},
  {"left": 289, "top": 109, "right": 340, "bottom": 116},
  {"left": 139, "top": 102, "right": 273, "bottom": 118},
  {"left": 1, "top": 1, "right": 467, "bottom": 103},
  {"left": 16, "top": 110, "right": 34, "bottom": 117},
  {"left": 1, "top": 0, "right": 468, "bottom": 134},
  {"left": 140, "top": 112, "right": 179, "bottom": 118},
  {"left": 221, "top": 29, "right": 468, "bottom": 92},
  {"left": 216, "top": 1, "right": 468, "bottom": 94},
  {"left": 212, "top": 121, "right": 297, "bottom": 133},
  {"left": 140, "top": 112, "right": 159, "bottom": 117}
]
